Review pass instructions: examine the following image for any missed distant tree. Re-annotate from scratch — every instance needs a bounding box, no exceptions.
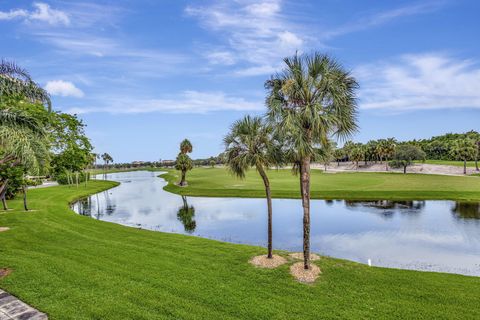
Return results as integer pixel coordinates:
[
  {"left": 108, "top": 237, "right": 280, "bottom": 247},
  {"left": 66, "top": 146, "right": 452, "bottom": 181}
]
[
  {"left": 450, "top": 139, "right": 476, "bottom": 175},
  {"left": 350, "top": 145, "right": 364, "bottom": 170},
  {"left": 209, "top": 159, "right": 216, "bottom": 168},
  {"left": 224, "top": 115, "right": 283, "bottom": 259},
  {"left": 377, "top": 138, "right": 396, "bottom": 171},
  {"left": 333, "top": 148, "right": 344, "bottom": 166},
  {"left": 101, "top": 153, "right": 113, "bottom": 179},
  {"left": 390, "top": 145, "right": 426, "bottom": 174},
  {"left": 175, "top": 153, "right": 193, "bottom": 186},
  {"left": 180, "top": 139, "right": 193, "bottom": 154}
]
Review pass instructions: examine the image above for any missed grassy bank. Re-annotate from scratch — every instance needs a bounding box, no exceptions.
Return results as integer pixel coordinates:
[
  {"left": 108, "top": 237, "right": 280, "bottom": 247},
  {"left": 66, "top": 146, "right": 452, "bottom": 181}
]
[
  {"left": 0, "top": 181, "right": 479, "bottom": 319},
  {"left": 160, "top": 168, "right": 480, "bottom": 201}
]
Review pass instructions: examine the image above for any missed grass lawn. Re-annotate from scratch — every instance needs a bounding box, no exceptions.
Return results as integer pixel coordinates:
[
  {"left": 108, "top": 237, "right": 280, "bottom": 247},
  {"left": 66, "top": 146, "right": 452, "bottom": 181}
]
[
  {"left": 423, "top": 159, "right": 478, "bottom": 168},
  {"left": 0, "top": 181, "right": 479, "bottom": 319},
  {"left": 161, "top": 167, "right": 480, "bottom": 201}
]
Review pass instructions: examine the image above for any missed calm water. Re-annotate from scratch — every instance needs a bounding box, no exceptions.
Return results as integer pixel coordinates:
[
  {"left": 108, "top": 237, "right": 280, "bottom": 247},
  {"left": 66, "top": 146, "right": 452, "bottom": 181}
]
[{"left": 72, "top": 171, "right": 480, "bottom": 276}]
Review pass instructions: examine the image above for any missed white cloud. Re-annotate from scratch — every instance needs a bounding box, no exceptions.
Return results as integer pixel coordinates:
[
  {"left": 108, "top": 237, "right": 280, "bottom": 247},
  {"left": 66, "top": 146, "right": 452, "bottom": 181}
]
[
  {"left": 205, "top": 51, "right": 236, "bottom": 65},
  {"left": 185, "top": 0, "right": 307, "bottom": 76},
  {"left": 65, "top": 91, "right": 262, "bottom": 114},
  {"left": 322, "top": 1, "right": 447, "bottom": 40},
  {"left": 45, "top": 80, "right": 84, "bottom": 98},
  {"left": 0, "top": 2, "right": 70, "bottom": 26},
  {"left": 356, "top": 53, "right": 480, "bottom": 111}
]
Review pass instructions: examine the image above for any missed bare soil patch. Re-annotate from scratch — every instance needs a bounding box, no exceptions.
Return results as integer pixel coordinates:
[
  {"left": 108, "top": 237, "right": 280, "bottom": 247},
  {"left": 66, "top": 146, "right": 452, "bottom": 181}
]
[
  {"left": 290, "top": 262, "right": 321, "bottom": 283},
  {"left": 0, "top": 227, "right": 9, "bottom": 232},
  {"left": 289, "top": 252, "right": 321, "bottom": 261},
  {"left": 249, "top": 254, "right": 287, "bottom": 269},
  {"left": 0, "top": 268, "right": 12, "bottom": 279}
]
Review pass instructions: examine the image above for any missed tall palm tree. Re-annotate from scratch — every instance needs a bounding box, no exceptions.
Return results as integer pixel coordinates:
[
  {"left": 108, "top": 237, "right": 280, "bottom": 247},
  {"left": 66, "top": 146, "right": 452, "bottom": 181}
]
[
  {"left": 224, "top": 115, "right": 283, "bottom": 259},
  {"left": 377, "top": 138, "right": 396, "bottom": 171},
  {"left": 266, "top": 52, "right": 358, "bottom": 269}
]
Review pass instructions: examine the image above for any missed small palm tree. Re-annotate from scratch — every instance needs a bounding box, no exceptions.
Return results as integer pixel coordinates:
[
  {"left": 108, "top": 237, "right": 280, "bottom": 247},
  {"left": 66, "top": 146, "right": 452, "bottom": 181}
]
[
  {"left": 101, "top": 153, "right": 113, "bottom": 179},
  {"left": 224, "top": 115, "right": 283, "bottom": 259},
  {"left": 450, "top": 139, "right": 476, "bottom": 174},
  {"left": 266, "top": 52, "right": 358, "bottom": 269},
  {"left": 377, "top": 138, "right": 396, "bottom": 171}
]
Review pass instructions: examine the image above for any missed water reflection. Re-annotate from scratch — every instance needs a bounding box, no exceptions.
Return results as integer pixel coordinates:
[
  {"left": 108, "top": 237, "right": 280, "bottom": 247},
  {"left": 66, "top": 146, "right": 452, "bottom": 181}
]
[
  {"left": 452, "top": 202, "right": 480, "bottom": 220},
  {"left": 72, "top": 171, "right": 480, "bottom": 276},
  {"left": 177, "top": 196, "right": 196, "bottom": 233}
]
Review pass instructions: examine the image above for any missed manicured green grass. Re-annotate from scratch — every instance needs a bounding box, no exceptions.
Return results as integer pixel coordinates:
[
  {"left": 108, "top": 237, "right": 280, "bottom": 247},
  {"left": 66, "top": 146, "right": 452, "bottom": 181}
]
[
  {"left": 1, "top": 182, "right": 479, "bottom": 319},
  {"left": 161, "top": 167, "right": 480, "bottom": 201},
  {"left": 423, "top": 159, "right": 478, "bottom": 168}
]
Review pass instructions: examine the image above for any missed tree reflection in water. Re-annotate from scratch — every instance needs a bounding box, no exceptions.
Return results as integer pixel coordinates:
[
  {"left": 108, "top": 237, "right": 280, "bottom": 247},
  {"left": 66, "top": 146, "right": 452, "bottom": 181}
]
[
  {"left": 451, "top": 202, "right": 480, "bottom": 220},
  {"left": 177, "top": 196, "right": 196, "bottom": 233},
  {"left": 344, "top": 200, "right": 426, "bottom": 218}
]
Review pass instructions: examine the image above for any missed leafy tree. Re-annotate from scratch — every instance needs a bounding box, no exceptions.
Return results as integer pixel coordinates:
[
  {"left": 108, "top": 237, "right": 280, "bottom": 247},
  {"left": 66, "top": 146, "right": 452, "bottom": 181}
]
[
  {"left": 390, "top": 145, "right": 426, "bottom": 174},
  {"left": 175, "top": 153, "right": 193, "bottom": 186},
  {"left": 224, "top": 115, "right": 283, "bottom": 259},
  {"left": 266, "top": 52, "right": 358, "bottom": 269},
  {"left": 209, "top": 159, "right": 216, "bottom": 168},
  {"left": 450, "top": 139, "right": 476, "bottom": 174}
]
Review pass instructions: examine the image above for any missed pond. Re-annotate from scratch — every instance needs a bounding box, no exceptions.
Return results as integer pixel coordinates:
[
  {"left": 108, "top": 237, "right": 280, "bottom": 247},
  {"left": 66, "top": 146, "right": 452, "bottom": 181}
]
[{"left": 72, "top": 171, "right": 480, "bottom": 276}]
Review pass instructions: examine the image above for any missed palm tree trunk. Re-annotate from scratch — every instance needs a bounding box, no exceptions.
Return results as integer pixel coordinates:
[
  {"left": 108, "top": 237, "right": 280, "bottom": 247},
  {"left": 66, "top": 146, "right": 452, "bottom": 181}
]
[
  {"left": 403, "top": 165, "right": 407, "bottom": 174},
  {"left": 180, "top": 170, "right": 186, "bottom": 186},
  {"left": 385, "top": 159, "right": 389, "bottom": 171},
  {"left": 0, "top": 180, "right": 9, "bottom": 210},
  {"left": 300, "top": 156, "right": 311, "bottom": 270},
  {"left": 464, "top": 159, "right": 467, "bottom": 175},
  {"left": 23, "top": 185, "right": 28, "bottom": 211},
  {"left": 258, "top": 166, "right": 273, "bottom": 259}
]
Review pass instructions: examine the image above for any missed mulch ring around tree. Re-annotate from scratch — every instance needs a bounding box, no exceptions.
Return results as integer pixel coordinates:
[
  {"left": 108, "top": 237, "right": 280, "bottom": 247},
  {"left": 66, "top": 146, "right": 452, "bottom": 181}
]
[
  {"left": 0, "top": 268, "right": 12, "bottom": 279},
  {"left": 0, "top": 227, "right": 10, "bottom": 232},
  {"left": 249, "top": 255, "right": 288, "bottom": 268},
  {"left": 290, "top": 262, "right": 321, "bottom": 284},
  {"left": 288, "top": 252, "right": 321, "bottom": 261}
]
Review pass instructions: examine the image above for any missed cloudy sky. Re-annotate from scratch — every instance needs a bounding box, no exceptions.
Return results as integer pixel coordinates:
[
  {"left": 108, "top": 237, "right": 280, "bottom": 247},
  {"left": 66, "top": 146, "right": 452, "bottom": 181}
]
[{"left": 1, "top": 0, "right": 480, "bottom": 162}]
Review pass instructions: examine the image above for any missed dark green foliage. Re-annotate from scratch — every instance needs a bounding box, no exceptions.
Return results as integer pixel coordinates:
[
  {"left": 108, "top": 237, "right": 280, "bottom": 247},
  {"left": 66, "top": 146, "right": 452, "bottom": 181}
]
[
  {"left": 390, "top": 145, "right": 426, "bottom": 173},
  {"left": 56, "top": 171, "right": 90, "bottom": 185},
  {"left": 0, "top": 162, "right": 24, "bottom": 199}
]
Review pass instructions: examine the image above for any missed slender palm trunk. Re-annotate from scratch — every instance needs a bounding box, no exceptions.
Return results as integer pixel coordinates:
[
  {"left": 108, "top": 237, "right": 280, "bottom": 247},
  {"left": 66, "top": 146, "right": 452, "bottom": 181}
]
[
  {"left": 385, "top": 158, "right": 389, "bottom": 171},
  {"left": 23, "top": 185, "right": 28, "bottom": 211},
  {"left": 464, "top": 159, "right": 467, "bottom": 175},
  {"left": 476, "top": 146, "right": 479, "bottom": 171},
  {"left": 0, "top": 180, "right": 9, "bottom": 210},
  {"left": 403, "top": 165, "right": 407, "bottom": 174},
  {"left": 258, "top": 166, "right": 273, "bottom": 259},
  {"left": 180, "top": 170, "right": 186, "bottom": 186},
  {"left": 300, "top": 156, "right": 311, "bottom": 270}
]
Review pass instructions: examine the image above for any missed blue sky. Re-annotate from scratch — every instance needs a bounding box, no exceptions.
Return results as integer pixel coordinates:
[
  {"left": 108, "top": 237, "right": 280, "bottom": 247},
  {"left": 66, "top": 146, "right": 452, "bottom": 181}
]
[{"left": 1, "top": 0, "right": 480, "bottom": 162}]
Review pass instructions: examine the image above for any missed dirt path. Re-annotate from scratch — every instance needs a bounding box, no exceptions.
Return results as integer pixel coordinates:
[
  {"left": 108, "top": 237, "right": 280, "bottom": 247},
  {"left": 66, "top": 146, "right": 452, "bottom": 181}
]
[{"left": 313, "top": 162, "right": 479, "bottom": 176}]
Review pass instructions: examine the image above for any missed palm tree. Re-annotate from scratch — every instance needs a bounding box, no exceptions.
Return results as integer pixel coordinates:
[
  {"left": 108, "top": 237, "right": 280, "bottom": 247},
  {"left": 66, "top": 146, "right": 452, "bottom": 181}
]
[
  {"left": 1, "top": 60, "right": 51, "bottom": 110},
  {"left": 350, "top": 145, "right": 364, "bottom": 170},
  {"left": 224, "top": 115, "right": 283, "bottom": 259},
  {"left": 180, "top": 139, "right": 193, "bottom": 154},
  {"left": 175, "top": 153, "right": 193, "bottom": 186},
  {"left": 101, "top": 153, "right": 113, "bottom": 179},
  {"left": 266, "top": 52, "right": 358, "bottom": 269},
  {"left": 377, "top": 138, "right": 396, "bottom": 171},
  {"left": 450, "top": 139, "right": 476, "bottom": 174},
  {"left": 177, "top": 196, "right": 196, "bottom": 233}
]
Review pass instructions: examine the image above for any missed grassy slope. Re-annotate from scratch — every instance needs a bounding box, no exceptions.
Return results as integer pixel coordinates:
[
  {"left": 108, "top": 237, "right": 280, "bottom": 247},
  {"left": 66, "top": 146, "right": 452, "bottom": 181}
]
[
  {"left": 0, "top": 181, "right": 479, "bottom": 319},
  {"left": 161, "top": 168, "right": 480, "bottom": 201}
]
